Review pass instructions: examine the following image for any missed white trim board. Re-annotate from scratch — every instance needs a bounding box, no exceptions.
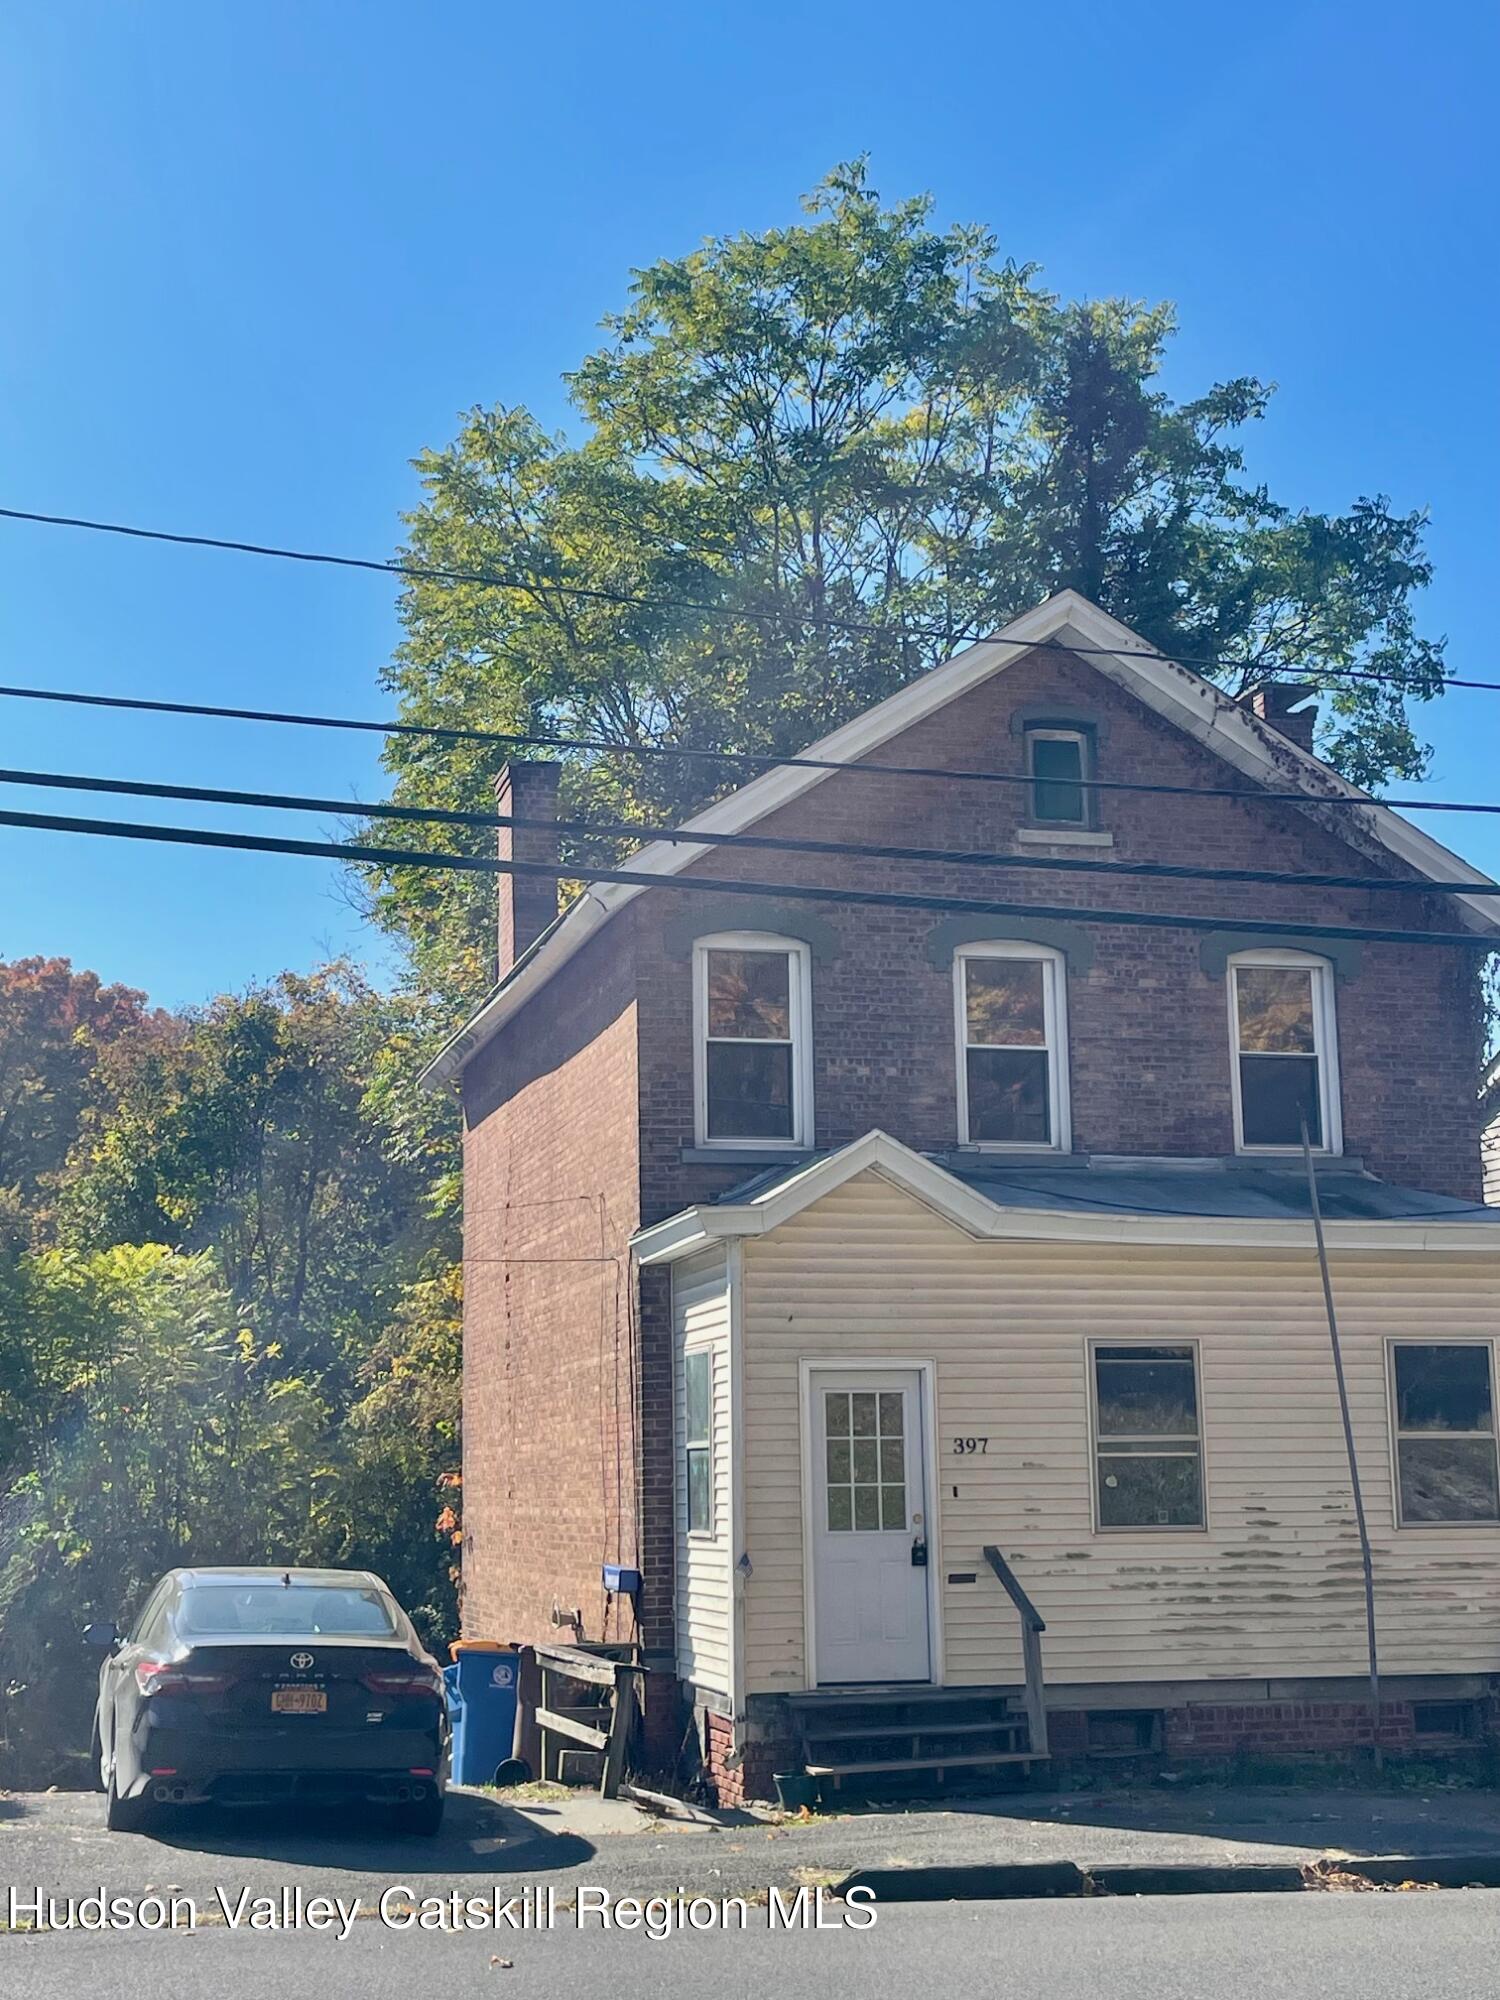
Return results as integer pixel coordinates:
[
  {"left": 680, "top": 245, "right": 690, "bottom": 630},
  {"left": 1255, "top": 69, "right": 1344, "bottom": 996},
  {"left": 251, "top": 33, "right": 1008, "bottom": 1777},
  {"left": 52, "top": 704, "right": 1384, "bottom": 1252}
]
[
  {"left": 422, "top": 590, "right": 1500, "bottom": 1090},
  {"left": 631, "top": 1130, "right": 1500, "bottom": 1262}
]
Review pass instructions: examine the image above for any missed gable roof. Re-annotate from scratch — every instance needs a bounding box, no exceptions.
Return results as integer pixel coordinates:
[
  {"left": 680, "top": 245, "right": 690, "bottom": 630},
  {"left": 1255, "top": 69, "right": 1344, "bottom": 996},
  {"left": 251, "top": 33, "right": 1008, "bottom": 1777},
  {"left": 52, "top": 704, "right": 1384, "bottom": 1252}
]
[
  {"left": 631, "top": 1131, "right": 1500, "bottom": 1261},
  {"left": 421, "top": 589, "right": 1500, "bottom": 1088}
]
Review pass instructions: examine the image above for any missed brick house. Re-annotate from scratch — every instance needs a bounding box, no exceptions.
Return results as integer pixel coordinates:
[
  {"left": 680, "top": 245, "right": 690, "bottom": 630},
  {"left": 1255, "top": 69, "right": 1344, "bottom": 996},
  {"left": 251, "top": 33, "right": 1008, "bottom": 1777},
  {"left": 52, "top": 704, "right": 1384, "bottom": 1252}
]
[{"left": 423, "top": 590, "right": 1500, "bottom": 1798}]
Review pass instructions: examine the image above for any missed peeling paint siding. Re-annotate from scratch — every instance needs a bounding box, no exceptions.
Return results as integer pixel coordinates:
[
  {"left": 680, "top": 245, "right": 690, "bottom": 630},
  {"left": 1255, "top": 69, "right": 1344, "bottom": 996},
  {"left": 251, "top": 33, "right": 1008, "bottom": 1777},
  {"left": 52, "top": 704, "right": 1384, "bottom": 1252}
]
[
  {"left": 739, "top": 1171, "right": 1500, "bottom": 1694},
  {"left": 672, "top": 1246, "right": 732, "bottom": 1695}
]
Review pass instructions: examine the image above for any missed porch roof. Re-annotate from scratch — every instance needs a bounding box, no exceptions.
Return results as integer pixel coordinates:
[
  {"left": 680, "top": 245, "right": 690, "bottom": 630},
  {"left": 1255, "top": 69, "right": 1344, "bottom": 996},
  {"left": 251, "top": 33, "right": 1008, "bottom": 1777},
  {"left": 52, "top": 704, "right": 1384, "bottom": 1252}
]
[{"left": 632, "top": 1131, "right": 1500, "bottom": 1263}]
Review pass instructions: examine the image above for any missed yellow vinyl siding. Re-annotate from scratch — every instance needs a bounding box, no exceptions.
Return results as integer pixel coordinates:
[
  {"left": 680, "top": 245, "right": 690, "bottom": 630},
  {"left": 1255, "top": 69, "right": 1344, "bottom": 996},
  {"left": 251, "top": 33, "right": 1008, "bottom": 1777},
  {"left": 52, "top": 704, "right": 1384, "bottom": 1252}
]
[
  {"left": 672, "top": 1246, "right": 733, "bottom": 1695},
  {"left": 740, "top": 1170, "right": 1500, "bottom": 1695}
]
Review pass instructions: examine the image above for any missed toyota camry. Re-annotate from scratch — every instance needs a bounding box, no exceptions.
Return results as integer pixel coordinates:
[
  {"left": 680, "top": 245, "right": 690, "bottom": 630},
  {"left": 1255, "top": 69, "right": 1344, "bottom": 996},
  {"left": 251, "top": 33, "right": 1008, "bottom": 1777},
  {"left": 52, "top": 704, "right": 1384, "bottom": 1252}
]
[{"left": 86, "top": 1565, "right": 449, "bottom": 1834}]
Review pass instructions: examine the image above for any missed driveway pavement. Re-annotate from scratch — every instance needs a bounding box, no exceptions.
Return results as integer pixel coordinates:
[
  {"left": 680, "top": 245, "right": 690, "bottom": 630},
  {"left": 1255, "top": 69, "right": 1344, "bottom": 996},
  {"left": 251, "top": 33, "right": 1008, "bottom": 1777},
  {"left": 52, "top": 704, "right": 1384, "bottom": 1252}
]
[{"left": 3, "top": 1781, "right": 1499, "bottom": 1913}]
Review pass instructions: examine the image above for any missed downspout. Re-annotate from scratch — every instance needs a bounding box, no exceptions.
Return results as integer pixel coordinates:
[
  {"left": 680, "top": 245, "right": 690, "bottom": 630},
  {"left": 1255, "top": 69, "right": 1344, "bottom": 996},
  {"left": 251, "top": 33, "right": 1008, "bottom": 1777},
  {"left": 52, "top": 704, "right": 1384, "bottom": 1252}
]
[
  {"left": 727, "top": 1240, "right": 749, "bottom": 1756},
  {"left": 1301, "top": 1121, "right": 1382, "bottom": 1771}
]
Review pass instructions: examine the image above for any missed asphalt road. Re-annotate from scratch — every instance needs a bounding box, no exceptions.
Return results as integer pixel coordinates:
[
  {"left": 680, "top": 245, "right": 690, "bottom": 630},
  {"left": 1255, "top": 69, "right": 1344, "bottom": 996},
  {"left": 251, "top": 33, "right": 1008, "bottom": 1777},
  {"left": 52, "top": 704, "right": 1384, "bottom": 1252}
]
[
  {"left": 8, "top": 1782, "right": 1500, "bottom": 1910},
  {"left": 5, "top": 1891, "right": 1500, "bottom": 1999}
]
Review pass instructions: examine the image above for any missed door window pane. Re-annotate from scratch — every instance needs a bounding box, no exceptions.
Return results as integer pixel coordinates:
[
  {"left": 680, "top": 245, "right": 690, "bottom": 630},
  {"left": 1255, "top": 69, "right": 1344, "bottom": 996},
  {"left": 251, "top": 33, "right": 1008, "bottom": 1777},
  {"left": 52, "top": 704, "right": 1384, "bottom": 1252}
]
[{"left": 825, "top": 1388, "right": 908, "bottom": 1534}]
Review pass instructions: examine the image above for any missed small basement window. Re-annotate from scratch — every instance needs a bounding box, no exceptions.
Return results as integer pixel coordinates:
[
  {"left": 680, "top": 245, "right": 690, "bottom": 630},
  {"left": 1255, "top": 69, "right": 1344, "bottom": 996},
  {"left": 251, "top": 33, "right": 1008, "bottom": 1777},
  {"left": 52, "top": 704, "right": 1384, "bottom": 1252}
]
[
  {"left": 683, "top": 1348, "right": 714, "bottom": 1535},
  {"left": 1092, "top": 1343, "right": 1205, "bottom": 1529},
  {"left": 1390, "top": 1342, "right": 1500, "bottom": 1525},
  {"left": 1025, "top": 726, "right": 1091, "bottom": 826},
  {"left": 1411, "top": 1700, "right": 1478, "bottom": 1740},
  {"left": 693, "top": 932, "right": 812, "bottom": 1147},
  {"left": 1086, "top": 1710, "right": 1162, "bottom": 1754}
]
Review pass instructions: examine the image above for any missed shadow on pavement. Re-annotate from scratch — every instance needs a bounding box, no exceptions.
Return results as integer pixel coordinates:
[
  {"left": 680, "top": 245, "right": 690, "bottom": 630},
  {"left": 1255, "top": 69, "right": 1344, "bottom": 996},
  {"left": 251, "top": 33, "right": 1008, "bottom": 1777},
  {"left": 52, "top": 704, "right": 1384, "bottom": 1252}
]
[
  {"left": 815, "top": 1782, "right": 1500, "bottom": 1858},
  {"left": 140, "top": 1785, "right": 597, "bottom": 1874}
]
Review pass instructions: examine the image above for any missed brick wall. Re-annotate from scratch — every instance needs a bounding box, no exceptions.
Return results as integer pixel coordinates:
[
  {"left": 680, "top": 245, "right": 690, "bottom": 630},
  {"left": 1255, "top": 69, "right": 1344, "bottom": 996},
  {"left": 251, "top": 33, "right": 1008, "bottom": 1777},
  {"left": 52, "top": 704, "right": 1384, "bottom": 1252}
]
[
  {"left": 634, "top": 644, "right": 1484, "bottom": 1221},
  {"left": 460, "top": 917, "right": 643, "bottom": 1650},
  {"left": 458, "top": 640, "right": 1489, "bottom": 1691}
]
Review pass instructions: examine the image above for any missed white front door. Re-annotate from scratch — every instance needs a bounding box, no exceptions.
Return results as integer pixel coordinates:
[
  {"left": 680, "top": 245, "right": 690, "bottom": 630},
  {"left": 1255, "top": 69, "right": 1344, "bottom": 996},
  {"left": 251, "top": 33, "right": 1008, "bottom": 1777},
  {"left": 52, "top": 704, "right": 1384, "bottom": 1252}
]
[{"left": 809, "top": 1368, "right": 931, "bottom": 1685}]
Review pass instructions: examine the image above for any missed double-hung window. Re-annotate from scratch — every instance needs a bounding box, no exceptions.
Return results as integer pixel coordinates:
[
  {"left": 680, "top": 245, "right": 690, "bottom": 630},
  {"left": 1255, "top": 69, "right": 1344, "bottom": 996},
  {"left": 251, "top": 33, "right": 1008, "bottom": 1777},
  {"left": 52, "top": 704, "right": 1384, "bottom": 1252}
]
[
  {"left": 1025, "top": 726, "right": 1090, "bottom": 827},
  {"left": 1390, "top": 1342, "right": 1500, "bottom": 1525},
  {"left": 955, "top": 943, "right": 1070, "bottom": 1150},
  {"left": 693, "top": 933, "right": 812, "bottom": 1147},
  {"left": 683, "top": 1348, "right": 714, "bottom": 1535},
  {"left": 1228, "top": 949, "right": 1341, "bottom": 1153},
  {"left": 1092, "top": 1343, "right": 1205, "bottom": 1529}
]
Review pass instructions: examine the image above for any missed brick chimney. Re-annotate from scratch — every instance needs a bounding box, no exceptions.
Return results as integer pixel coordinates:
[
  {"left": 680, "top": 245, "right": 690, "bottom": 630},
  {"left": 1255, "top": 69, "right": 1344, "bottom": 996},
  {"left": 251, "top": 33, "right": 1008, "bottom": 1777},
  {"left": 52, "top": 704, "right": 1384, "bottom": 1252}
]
[
  {"left": 495, "top": 761, "right": 562, "bottom": 976},
  {"left": 1243, "top": 683, "right": 1318, "bottom": 756}
]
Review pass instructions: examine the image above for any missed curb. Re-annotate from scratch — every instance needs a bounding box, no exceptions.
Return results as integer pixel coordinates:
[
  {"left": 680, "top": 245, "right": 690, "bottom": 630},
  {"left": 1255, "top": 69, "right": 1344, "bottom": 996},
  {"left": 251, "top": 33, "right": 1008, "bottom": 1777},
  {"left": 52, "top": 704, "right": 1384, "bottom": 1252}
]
[{"left": 836, "top": 1852, "right": 1500, "bottom": 1902}]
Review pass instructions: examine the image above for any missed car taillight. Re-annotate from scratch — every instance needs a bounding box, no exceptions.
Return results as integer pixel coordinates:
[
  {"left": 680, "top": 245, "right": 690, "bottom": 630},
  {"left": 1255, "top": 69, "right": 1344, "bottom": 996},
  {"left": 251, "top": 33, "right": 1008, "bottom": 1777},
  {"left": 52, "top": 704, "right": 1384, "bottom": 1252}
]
[
  {"left": 134, "top": 1659, "right": 234, "bottom": 1697},
  {"left": 360, "top": 1670, "right": 442, "bottom": 1701}
]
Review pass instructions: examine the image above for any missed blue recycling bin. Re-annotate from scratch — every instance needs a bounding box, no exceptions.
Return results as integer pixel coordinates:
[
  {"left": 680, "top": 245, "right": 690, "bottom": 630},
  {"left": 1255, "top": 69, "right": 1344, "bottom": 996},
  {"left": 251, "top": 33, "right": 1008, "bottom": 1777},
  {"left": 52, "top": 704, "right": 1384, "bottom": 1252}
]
[{"left": 443, "top": 1645, "right": 521, "bottom": 1787}]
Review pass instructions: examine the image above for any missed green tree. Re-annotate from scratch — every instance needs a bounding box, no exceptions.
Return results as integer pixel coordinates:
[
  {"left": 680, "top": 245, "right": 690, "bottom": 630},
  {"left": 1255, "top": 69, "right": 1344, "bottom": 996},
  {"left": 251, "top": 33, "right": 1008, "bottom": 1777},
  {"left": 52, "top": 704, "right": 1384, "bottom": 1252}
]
[
  {"left": 60, "top": 964, "right": 454, "bottom": 1391},
  {"left": 372, "top": 162, "right": 1446, "bottom": 1007},
  {"left": 0, "top": 1243, "right": 334, "bottom": 1785},
  {"left": 0, "top": 957, "right": 164, "bottom": 1238}
]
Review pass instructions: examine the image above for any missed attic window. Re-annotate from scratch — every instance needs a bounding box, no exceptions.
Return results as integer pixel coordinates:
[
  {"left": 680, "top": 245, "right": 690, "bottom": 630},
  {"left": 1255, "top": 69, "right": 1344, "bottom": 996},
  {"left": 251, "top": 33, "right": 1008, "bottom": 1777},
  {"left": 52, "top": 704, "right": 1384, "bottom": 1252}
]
[{"left": 1025, "top": 726, "right": 1091, "bottom": 826}]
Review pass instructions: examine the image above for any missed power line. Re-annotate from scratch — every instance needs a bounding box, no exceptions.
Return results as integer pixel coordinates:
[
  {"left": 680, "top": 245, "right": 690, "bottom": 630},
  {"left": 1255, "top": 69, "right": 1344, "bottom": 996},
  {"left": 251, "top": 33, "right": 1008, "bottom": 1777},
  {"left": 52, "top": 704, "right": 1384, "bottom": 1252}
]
[
  {"left": 0, "top": 503, "right": 1477, "bottom": 693},
  {"left": 3, "top": 760, "right": 1498, "bottom": 899},
  {"left": 0, "top": 800, "right": 1491, "bottom": 951},
  {"left": 0, "top": 675, "right": 1495, "bottom": 818}
]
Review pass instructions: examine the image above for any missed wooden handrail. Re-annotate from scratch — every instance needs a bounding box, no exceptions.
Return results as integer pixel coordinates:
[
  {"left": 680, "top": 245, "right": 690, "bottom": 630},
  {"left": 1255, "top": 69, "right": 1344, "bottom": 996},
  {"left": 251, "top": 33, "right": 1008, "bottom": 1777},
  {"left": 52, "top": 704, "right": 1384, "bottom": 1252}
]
[
  {"left": 982, "top": 1545, "right": 1048, "bottom": 1759},
  {"left": 982, "top": 1544, "right": 1046, "bottom": 1632}
]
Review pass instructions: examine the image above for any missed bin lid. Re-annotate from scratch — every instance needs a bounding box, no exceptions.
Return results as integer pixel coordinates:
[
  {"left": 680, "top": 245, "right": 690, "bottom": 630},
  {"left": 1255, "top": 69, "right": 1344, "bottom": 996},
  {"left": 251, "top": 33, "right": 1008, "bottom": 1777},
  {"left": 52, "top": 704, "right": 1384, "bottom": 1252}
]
[{"left": 449, "top": 1638, "right": 519, "bottom": 1659}]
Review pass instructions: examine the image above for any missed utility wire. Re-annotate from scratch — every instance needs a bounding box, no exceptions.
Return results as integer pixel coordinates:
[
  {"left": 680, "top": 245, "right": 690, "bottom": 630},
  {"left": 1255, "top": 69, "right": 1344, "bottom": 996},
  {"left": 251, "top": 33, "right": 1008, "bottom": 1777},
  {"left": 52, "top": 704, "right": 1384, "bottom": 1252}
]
[
  {"left": 0, "top": 676, "right": 1495, "bottom": 817},
  {"left": 2, "top": 761, "right": 1497, "bottom": 899},
  {"left": 0, "top": 801, "right": 1491, "bottom": 951},
  {"left": 0, "top": 503, "right": 1477, "bottom": 693}
]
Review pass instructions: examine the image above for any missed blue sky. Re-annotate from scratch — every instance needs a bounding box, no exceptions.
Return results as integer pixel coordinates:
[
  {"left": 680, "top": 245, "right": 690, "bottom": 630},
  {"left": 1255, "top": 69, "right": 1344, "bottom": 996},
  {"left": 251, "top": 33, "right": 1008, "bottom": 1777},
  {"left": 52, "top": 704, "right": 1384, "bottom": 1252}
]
[{"left": 2, "top": 1, "right": 1495, "bottom": 1009}]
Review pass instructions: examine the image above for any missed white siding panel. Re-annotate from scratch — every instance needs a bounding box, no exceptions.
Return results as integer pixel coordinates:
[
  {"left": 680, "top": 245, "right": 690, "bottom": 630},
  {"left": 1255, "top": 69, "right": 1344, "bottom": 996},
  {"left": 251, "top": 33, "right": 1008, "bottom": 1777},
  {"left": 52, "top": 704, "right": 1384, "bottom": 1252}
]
[
  {"left": 672, "top": 1247, "right": 733, "bottom": 1696},
  {"left": 741, "top": 1170, "right": 1500, "bottom": 1695}
]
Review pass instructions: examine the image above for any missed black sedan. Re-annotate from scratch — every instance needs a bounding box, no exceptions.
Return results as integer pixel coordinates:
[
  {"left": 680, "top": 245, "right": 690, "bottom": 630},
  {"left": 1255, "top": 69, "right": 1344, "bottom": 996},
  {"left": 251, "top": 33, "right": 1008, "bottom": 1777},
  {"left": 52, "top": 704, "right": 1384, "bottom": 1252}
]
[{"left": 86, "top": 1565, "right": 449, "bottom": 1834}]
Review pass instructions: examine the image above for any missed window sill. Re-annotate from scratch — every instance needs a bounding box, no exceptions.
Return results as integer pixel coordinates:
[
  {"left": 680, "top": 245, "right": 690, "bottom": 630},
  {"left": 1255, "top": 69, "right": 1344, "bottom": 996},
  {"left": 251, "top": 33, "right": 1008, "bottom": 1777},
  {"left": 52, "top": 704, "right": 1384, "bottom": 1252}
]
[
  {"left": 1016, "top": 826, "right": 1114, "bottom": 848},
  {"left": 680, "top": 1145, "right": 816, "bottom": 1167}
]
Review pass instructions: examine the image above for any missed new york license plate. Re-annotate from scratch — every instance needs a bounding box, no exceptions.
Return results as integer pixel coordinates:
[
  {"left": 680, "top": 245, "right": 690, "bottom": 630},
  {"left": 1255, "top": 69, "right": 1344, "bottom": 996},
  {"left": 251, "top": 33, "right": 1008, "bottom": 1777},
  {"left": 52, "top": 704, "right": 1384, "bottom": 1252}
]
[{"left": 271, "top": 1686, "right": 327, "bottom": 1715}]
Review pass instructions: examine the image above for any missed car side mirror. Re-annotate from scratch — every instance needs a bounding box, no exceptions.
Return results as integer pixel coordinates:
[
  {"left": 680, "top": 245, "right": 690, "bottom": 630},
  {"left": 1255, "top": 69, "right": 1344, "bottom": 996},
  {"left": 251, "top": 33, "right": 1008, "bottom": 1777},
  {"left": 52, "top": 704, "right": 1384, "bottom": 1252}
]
[{"left": 82, "top": 1621, "right": 119, "bottom": 1652}]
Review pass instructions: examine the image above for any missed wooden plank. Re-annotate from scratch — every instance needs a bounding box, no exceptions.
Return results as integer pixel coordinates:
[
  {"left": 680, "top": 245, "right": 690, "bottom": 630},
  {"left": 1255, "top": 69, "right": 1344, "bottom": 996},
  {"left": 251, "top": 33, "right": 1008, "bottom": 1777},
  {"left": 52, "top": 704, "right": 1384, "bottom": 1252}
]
[
  {"left": 536, "top": 1705, "right": 609, "bottom": 1751},
  {"left": 599, "top": 1665, "right": 639, "bottom": 1800},
  {"left": 533, "top": 1646, "right": 619, "bottom": 1686},
  {"left": 805, "top": 1719, "right": 1027, "bottom": 1744},
  {"left": 803, "top": 1750, "right": 1040, "bottom": 1777}
]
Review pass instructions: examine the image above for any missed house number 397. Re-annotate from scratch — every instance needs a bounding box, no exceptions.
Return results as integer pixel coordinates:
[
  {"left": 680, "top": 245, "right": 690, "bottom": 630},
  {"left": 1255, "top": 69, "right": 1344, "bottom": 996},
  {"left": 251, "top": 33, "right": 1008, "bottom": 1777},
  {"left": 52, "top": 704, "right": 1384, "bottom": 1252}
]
[{"left": 951, "top": 1436, "right": 989, "bottom": 1454}]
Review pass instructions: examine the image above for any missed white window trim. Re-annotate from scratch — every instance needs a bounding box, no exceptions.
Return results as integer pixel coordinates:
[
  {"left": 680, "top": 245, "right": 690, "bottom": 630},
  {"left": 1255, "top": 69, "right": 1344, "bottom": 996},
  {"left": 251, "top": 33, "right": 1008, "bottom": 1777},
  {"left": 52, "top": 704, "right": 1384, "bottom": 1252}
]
[
  {"left": 1086, "top": 1337, "right": 1209, "bottom": 1535},
  {"left": 683, "top": 1344, "right": 716, "bottom": 1540},
  {"left": 1385, "top": 1337, "right": 1500, "bottom": 1531},
  {"left": 1026, "top": 725, "right": 1091, "bottom": 827},
  {"left": 1227, "top": 948, "right": 1342, "bottom": 1157},
  {"left": 954, "top": 941, "right": 1071, "bottom": 1153},
  {"left": 692, "top": 931, "right": 813, "bottom": 1151}
]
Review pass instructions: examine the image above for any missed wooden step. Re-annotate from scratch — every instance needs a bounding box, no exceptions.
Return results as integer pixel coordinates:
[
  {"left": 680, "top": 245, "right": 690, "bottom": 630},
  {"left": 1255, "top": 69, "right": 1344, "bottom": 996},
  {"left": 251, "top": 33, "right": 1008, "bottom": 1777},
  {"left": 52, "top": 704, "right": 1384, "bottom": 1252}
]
[
  {"left": 804, "top": 1719, "right": 1027, "bottom": 1745},
  {"left": 804, "top": 1750, "right": 1040, "bottom": 1778},
  {"left": 788, "top": 1684, "right": 1018, "bottom": 1708}
]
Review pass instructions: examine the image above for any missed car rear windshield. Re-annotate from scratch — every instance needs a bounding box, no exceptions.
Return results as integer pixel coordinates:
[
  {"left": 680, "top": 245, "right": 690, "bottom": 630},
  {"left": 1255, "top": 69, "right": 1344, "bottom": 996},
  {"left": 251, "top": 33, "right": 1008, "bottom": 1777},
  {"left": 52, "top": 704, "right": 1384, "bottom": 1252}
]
[{"left": 177, "top": 1584, "right": 399, "bottom": 1639}]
